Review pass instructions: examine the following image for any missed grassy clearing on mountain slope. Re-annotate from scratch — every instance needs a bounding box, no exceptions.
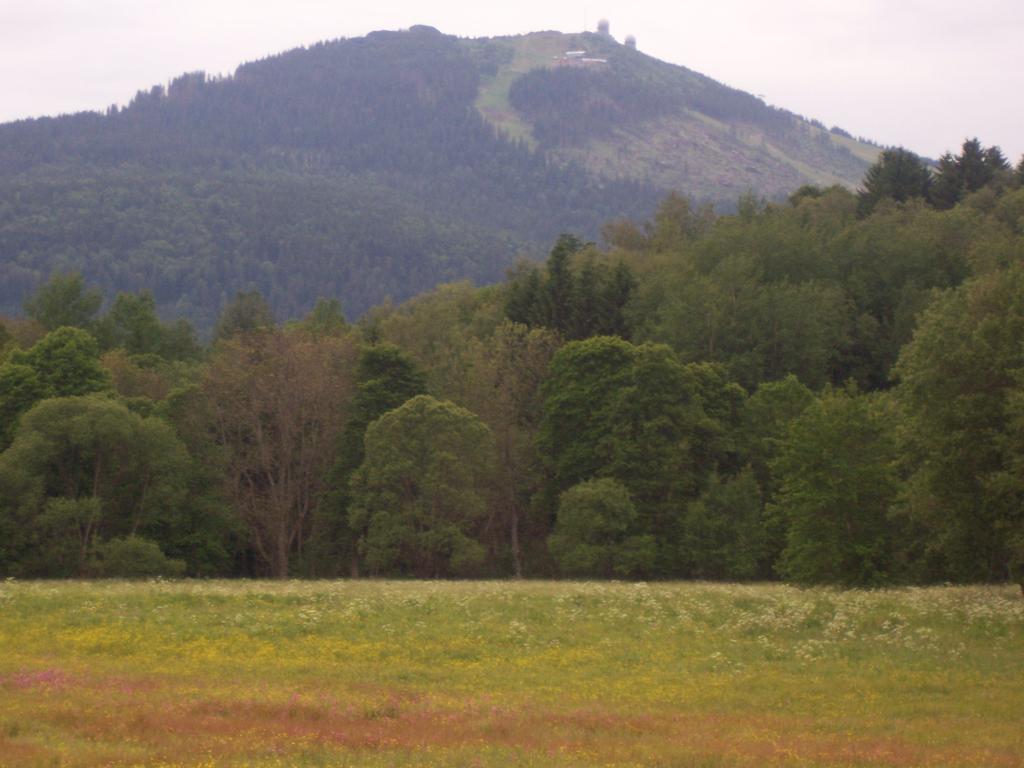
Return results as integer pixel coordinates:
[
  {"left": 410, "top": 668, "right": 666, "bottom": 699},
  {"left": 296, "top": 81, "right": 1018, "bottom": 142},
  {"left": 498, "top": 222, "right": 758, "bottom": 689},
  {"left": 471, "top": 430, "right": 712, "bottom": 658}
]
[
  {"left": 474, "top": 33, "right": 572, "bottom": 146},
  {"left": 0, "top": 581, "right": 1021, "bottom": 767}
]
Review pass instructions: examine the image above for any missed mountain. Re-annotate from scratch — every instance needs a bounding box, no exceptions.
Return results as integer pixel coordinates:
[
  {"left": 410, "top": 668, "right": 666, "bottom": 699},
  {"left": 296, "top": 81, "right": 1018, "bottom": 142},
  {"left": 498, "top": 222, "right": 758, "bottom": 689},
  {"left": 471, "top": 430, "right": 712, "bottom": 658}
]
[
  {"left": 479, "top": 31, "right": 879, "bottom": 199},
  {"left": 0, "top": 25, "right": 880, "bottom": 327}
]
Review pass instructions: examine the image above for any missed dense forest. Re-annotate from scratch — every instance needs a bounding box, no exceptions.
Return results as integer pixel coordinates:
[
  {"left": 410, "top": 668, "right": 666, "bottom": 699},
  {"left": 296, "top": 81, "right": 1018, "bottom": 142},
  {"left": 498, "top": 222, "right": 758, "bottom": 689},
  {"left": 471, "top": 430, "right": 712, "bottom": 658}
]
[
  {"left": 0, "top": 27, "right": 661, "bottom": 327},
  {"left": 2, "top": 140, "right": 1022, "bottom": 585},
  {"left": 0, "top": 26, "right": 877, "bottom": 329}
]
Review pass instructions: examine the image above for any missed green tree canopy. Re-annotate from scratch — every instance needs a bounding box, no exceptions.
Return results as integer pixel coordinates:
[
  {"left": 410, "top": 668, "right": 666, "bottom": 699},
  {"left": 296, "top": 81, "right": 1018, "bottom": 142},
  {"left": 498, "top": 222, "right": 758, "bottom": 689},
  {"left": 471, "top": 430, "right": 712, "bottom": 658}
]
[
  {"left": 505, "top": 234, "right": 635, "bottom": 340},
  {"left": 11, "top": 326, "right": 110, "bottom": 397},
  {"left": 0, "top": 327, "right": 110, "bottom": 447},
  {"left": 538, "top": 336, "right": 743, "bottom": 575},
  {"left": 97, "top": 291, "right": 163, "bottom": 356},
  {"left": 0, "top": 395, "right": 190, "bottom": 576},
  {"left": 313, "top": 343, "right": 427, "bottom": 575},
  {"left": 892, "top": 264, "right": 1024, "bottom": 581},
  {"left": 681, "top": 468, "right": 766, "bottom": 580},
  {"left": 23, "top": 272, "right": 103, "bottom": 332},
  {"left": 538, "top": 335, "right": 636, "bottom": 497},
  {"left": 0, "top": 363, "right": 47, "bottom": 446},
  {"left": 548, "top": 478, "right": 654, "bottom": 578},
  {"left": 458, "top": 321, "right": 561, "bottom": 577},
  {"left": 769, "top": 386, "right": 897, "bottom": 586},
  {"left": 0, "top": 320, "right": 13, "bottom": 357},
  {"left": 213, "top": 291, "right": 276, "bottom": 341},
  {"left": 930, "top": 138, "right": 1012, "bottom": 209},
  {"left": 91, "top": 535, "right": 186, "bottom": 578},
  {"left": 857, "top": 147, "right": 932, "bottom": 217},
  {"left": 349, "top": 395, "right": 495, "bottom": 577},
  {"left": 95, "top": 290, "right": 200, "bottom": 360},
  {"left": 928, "top": 153, "right": 963, "bottom": 210},
  {"left": 301, "top": 298, "right": 348, "bottom": 337}
]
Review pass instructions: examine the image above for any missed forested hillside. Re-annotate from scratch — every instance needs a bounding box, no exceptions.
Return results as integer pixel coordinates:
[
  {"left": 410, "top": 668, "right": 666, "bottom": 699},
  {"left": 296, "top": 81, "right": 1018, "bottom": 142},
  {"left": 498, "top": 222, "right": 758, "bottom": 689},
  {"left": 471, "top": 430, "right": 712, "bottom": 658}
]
[
  {"left": 2, "top": 143, "right": 1022, "bottom": 585},
  {"left": 0, "top": 27, "right": 655, "bottom": 326},
  {"left": 0, "top": 25, "right": 878, "bottom": 329}
]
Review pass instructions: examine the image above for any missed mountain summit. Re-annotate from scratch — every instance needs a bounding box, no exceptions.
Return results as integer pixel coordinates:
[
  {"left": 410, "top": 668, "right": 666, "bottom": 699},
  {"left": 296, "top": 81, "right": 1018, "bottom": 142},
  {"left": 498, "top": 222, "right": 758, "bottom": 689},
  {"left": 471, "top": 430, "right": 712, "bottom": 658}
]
[
  {"left": 0, "top": 26, "right": 879, "bottom": 325},
  {"left": 477, "top": 29, "right": 878, "bottom": 199}
]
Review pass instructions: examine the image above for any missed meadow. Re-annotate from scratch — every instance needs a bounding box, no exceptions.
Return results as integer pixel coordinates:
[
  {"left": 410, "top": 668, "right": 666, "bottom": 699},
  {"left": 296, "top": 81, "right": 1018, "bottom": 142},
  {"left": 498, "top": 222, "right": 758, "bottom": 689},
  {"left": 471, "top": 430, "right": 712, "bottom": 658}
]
[{"left": 0, "top": 580, "right": 1021, "bottom": 767}]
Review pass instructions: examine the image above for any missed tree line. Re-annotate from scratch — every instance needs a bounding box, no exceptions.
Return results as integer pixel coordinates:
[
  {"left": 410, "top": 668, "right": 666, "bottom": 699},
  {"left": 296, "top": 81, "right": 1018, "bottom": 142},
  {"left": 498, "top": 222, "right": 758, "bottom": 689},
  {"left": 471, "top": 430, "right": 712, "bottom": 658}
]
[{"left": 1, "top": 142, "right": 1023, "bottom": 585}]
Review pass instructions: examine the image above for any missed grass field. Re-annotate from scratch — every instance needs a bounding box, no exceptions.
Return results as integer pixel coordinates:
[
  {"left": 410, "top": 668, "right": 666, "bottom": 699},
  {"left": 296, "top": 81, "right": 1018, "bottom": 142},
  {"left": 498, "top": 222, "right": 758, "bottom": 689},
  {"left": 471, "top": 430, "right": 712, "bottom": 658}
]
[{"left": 0, "top": 581, "right": 1021, "bottom": 767}]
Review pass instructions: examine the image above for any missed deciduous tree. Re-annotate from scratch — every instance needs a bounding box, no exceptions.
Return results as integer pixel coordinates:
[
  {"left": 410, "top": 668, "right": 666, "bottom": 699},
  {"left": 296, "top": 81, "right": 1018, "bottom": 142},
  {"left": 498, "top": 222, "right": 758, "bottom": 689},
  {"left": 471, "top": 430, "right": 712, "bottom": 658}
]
[
  {"left": 770, "top": 386, "right": 897, "bottom": 586},
  {"left": 460, "top": 321, "right": 560, "bottom": 576},
  {"left": 349, "top": 395, "right": 495, "bottom": 577},
  {"left": 213, "top": 291, "right": 275, "bottom": 341},
  {"left": 0, "top": 327, "right": 110, "bottom": 447},
  {"left": 893, "top": 264, "right": 1024, "bottom": 581},
  {"left": 539, "top": 336, "right": 742, "bottom": 574},
  {"left": 313, "top": 343, "right": 426, "bottom": 575},
  {"left": 23, "top": 272, "right": 102, "bottom": 332},
  {"left": 0, "top": 395, "right": 190, "bottom": 576},
  {"left": 681, "top": 468, "right": 765, "bottom": 580},
  {"left": 10, "top": 326, "right": 109, "bottom": 397},
  {"left": 548, "top": 478, "right": 654, "bottom": 577},
  {"left": 202, "top": 328, "right": 357, "bottom": 577}
]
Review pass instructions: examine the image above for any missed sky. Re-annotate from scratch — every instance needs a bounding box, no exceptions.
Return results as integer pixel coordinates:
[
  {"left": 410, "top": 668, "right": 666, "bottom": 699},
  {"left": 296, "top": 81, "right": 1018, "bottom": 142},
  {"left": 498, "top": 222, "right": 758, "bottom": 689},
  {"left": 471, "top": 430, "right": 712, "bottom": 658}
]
[{"left": 2, "top": 0, "right": 1021, "bottom": 162}]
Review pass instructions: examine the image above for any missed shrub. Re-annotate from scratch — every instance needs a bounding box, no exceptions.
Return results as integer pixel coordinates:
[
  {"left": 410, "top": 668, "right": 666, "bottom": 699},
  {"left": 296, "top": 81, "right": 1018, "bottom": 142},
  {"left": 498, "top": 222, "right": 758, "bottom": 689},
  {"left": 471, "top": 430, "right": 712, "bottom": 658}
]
[{"left": 92, "top": 536, "right": 186, "bottom": 578}]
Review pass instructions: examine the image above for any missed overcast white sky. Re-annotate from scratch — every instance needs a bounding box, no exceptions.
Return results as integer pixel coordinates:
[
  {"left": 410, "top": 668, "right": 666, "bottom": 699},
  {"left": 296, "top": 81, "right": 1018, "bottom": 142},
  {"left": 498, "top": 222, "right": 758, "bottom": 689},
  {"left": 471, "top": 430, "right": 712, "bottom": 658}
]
[{"left": 2, "top": 0, "right": 1021, "bottom": 161}]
